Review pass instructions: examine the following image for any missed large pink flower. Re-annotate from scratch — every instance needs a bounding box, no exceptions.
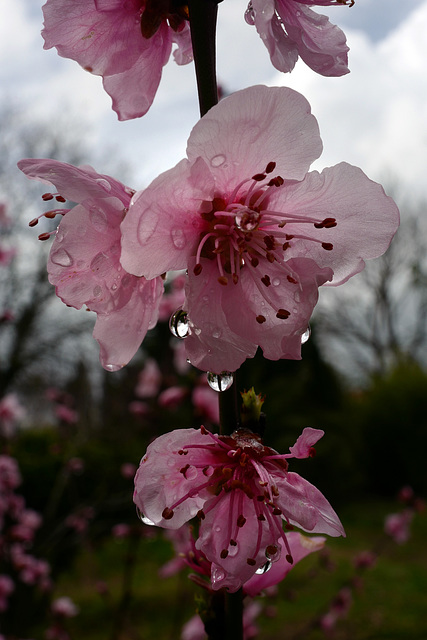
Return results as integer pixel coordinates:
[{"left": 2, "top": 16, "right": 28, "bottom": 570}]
[
  {"left": 121, "top": 85, "right": 399, "bottom": 373},
  {"left": 18, "top": 159, "right": 163, "bottom": 371},
  {"left": 246, "top": 0, "right": 352, "bottom": 77},
  {"left": 41, "top": 0, "right": 193, "bottom": 120},
  {"left": 134, "top": 426, "right": 344, "bottom": 591}
]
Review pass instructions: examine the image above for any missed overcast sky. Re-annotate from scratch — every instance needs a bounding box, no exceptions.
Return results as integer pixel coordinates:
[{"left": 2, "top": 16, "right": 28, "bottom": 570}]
[{"left": 2, "top": 0, "right": 427, "bottom": 205}]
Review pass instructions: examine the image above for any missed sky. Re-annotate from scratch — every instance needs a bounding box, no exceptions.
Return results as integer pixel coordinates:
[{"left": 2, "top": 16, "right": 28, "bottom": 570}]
[{"left": 1, "top": 0, "right": 427, "bottom": 206}]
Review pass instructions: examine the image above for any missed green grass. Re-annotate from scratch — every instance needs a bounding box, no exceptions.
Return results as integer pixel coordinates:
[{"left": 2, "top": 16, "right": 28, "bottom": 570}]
[{"left": 50, "top": 500, "right": 427, "bottom": 640}]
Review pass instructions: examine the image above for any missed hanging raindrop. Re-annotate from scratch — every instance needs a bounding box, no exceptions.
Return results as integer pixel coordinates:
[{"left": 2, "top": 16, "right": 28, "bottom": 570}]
[
  {"left": 255, "top": 560, "right": 272, "bottom": 574},
  {"left": 244, "top": 1, "right": 256, "bottom": 25},
  {"left": 169, "top": 309, "right": 189, "bottom": 339},
  {"left": 136, "top": 507, "right": 156, "bottom": 526},
  {"left": 301, "top": 326, "right": 311, "bottom": 344},
  {"left": 206, "top": 371, "right": 234, "bottom": 392}
]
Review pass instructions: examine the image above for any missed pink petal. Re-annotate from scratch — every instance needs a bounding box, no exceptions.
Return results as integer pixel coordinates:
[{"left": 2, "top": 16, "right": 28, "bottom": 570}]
[
  {"left": 288, "top": 427, "right": 324, "bottom": 458},
  {"left": 121, "top": 158, "right": 214, "bottom": 278},
  {"left": 187, "top": 85, "right": 322, "bottom": 192},
  {"left": 133, "top": 428, "right": 218, "bottom": 529}
]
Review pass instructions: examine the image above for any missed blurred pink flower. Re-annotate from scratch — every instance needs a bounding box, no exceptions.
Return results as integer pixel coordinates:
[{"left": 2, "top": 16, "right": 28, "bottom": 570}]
[
  {"left": 55, "top": 405, "right": 79, "bottom": 425},
  {"left": 128, "top": 400, "right": 150, "bottom": 417},
  {"left": 0, "top": 456, "right": 22, "bottom": 491},
  {"left": 246, "top": 0, "right": 352, "bottom": 77},
  {"left": 18, "top": 159, "right": 163, "bottom": 371},
  {"left": 0, "top": 394, "right": 26, "bottom": 437},
  {"left": 384, "top": 510, "right": 413, "bottom": 545},
  {"left": 158, "top": 386, "right": 187, "bottom": 409},
  {"left": 41, "top": 0, "right": 192, "bottom": 120},
  {"left": 121, "top": 462, "right": 137, "bottom": 479},
  {"left": 51, "top": 596, "right": 79, "bottom": 618},
  {"left": 192, "top": 384, "right": 219, "bottom": 424},
  {"left": 135, "top": 358, "right": 162, "bottom": 398},
  {"left": 121, "top": 85, "right": 399, "bottom": 373},
  {"left": 0, "top": 245, "right": 16, "bottom": 266},
  {"left": 134, "top": 426, "right": 344, "bottom": 591}
]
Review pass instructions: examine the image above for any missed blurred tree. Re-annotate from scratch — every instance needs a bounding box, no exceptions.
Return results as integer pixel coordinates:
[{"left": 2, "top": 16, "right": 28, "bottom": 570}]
[{"left": 315, "top": 210, "right": 427, "bottom": 384}]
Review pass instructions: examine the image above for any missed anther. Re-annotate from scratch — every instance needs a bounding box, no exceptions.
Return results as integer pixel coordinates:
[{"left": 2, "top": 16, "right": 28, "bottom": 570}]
[
  {"left": 180, "top": 464, "right": 190, "bottom": 476},
  {"left": 282, "top": 242, "right": 291, "bottom": 251},
  {"left": 285, "top": 554, "right": 294, "bottom": 564},
  {"left": 276, "top": 309, "right": 290, "bottom": 320},
  {"left": 250, "top": 257, "right": 259, "bottom": 267},
  {"left": 197, "top": 510, "right": 205, "bottom": 520},
  {"left": 230, "top": 539, "right": 237, "bottom": 546},
  {"left": 178, "top": 449, "right": 188, "bottom": 455},
  {"left": 232, "top": 273, "right": 239, "bottom": 284},
  {"left": 237, "top": 515, "right": 246, "bottom": 528},
  {"left": 266, "top": 253, "right": 275, "bottom": 263},
  {"left": 55, "top": 195, "right": 66, "bottom": 203},
  {"left": 261, "top": 275, "right": 271, "bottom": 287},
  {"left": 162, "top": 507, "right": 174, "bottom": 520},
  {"left": 272, "top": 507, "right": 282, "bottom": 515},
  {"left": 309, "top": 446, "right": 316, "bottom": 457},
  {"left": 42, "top": 193, "right": 54, "bottom": 201},
  {"left": 256, "top": 315, "right": 266, "bottom": 324},
  {"left": 314, "top": 217, "right": 337, "bottom": 229},
  {"left": 321, "top": 242, "right": 333, "bottom": 251},
  {"left": 220, "top": 549, "right": 229, "bottom": 559},
  {"left": 252, "top": 173, "right": 266, "bottom": 181},
  {"left": 268, "top": 176, "right": 284, "bottom": 187},
  {"left": 247, "top": 558, "right": 256, "bottom": 566},
  {"left": 218, "top": 276, "right": 228, "bottom": 286},
  {"left": 29, "top": 218, "right": 39, "bottom": 227},
  {"left": 265, "top": 161, "right": 276, "bottom": 174},
  {"left": 193, "top": 263, "right": 203, "bottom": 276},
  {"left": 38, "top": 232, "right": 51, "bottom": 241},
  {"left": 287, "top": 275, "right": 298, "bottom": 284},
  {"left": 257, "top": 514, "right": 266, "bottom": 521}
]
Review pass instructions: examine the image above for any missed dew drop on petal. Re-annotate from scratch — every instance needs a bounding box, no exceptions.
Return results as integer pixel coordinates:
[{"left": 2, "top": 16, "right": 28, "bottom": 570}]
[
  {"left": 93, "top": 284, "right": 103, "bottom": 297},
  {"left": 272, "top": 277, "right": 281, "bottom": 287},
  {"left": 210, "top": 154, "right": 226, "bottom": 168},
  {"left": 214, "top": 526, "right": 222, "bottom": 533},
  {"left": 207, "top": 371, "right": 234, "bottom": 392},
  {"left": 55, "top": 229, "right": 65, "bottom": 243},
  {"left": 169, "top": 309, "right": 189, "bottom": 338},
  {"left": 265, "top": 545, "right": 281, "bottom": 562},
  {"left": 136, "top": 507, "right": 156, "bottom": 526},
  {"left": 89, "top": 207, "right": 108, "bottom": 233},
  {"left": 228, "top": 542, "right": 239, "bottom": 557},
  {"left": 171, "top": 227, "right": 186, "bottom": 249},
  {"left": 51, "top": 248, "right": 73, "bottom": 267},
  {"left": 105, "top": 363, "right": 123, "bottom": 372},
  {"left": 255, "top": 560, "right": 272, "bottom": 574},
  {"left": 95, "top": 178, "right": 112, "bottom": 192},
  {"left": 301, "top": 326, "right": 311, "bottom": 344},
  {"left": 244, "top": 2, "right": 255, "bottom": 25},
  {"left": 185, "top": 466, "right": 198, "bottom": 480},
  {"left": 211, "top": 566, "right": 226, "bottom": 586}
]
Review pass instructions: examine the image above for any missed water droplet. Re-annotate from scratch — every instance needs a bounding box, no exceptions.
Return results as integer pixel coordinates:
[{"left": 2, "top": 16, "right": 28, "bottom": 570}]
[
  {"left": 214, "top": 526, "right": 222, "bottom": 533},
  {"left": 105, "top": 363, "right": 123, "bottom": 372},
  {"left": 294, "top": 291, "right": 301, "bottom": 303},
  {"left": 211, "top": 566, "right": 226, "bottom": 585},
  {"left": 255, "top": 560, "right": 272, "bottom": 574},
  {"left": 228, "top": 542, "right": 239, "bottom": 557},
  {"left": 111, "top": 283, "right": 118, "bottom": 291},
  {"left": 244, "top": 1, "right": 255, "bottom": 25},
  {"left": 212, "top": 328, "right": 222, "bottom": 339},
  {"left": 207, "top": 371, "right": 234, "bottom": 392},
  {"left": 203, "top": 465, "right": 214, "bottom": 477},
  {"left": 185, "top": 466, "right": 198, "bottom": 480},
  {"left": 90, "top": 207, "right": 108, "bottom": 233},
  {"left": 272, "top": 277, "right": 281, "bottom": 286},
  {"left": 171, "top": 227, "right": 186, "bottom": 249},
  {"left": 301, "top": 326, "right": 311, "bottom": 344},
  {"left": 51, "top": 248, "right": 73, "bottom": 267},
  {"left": 169, "top": 309, "right": 189, "bottom": 338},
  {"left": 235, "top": 208, "right": 260, "bottom": 232},
  {"left": 265, "top": 545, "right": 281, "bottom": 562},
  {"left": 136, "top": 507, "right": 156, "bottom": 526},
  {"left": 210, "top": 154, "right": 226, "bottom": 168},
  {"left": 95, "top": 178, "right": 112, "bottom": 192},
  {"left": 93, "top": 284, "right": 103, "bottom": 297},
  {"left": 55, "top": 229, "right": 65, "bottom": 243}
]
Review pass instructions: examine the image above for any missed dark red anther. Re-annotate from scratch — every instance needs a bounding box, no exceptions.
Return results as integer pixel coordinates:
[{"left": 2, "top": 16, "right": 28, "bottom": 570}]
[
  {"left": 314, "top": 217, "right": 337, "bottom": 229},
  {"left": 38, "top": 232, "right": 51, "bottom": 241},
  {"left": 44, "top": 211, "right": 57, "bottom": 219},
  {"left": 29, "top": 218, "right": 39, "bottom": 227},
  {"left": 287, "top": 275, "right": 298, "bottom": 284},
  {"left": 265, "top": 161, "right": 276, "bottom": 174},
  {"left": 252, "top": 173, "right": 266, "bottom": 182},
  {"left": 272, "top": 507, "right": 282, "bottom": 515},
  {"left": 42, "top": 193, "right": 54, "bottom": 201},
  {"left": 180, "top": 464, "right": 190, "bottom": 476},
  {"left": 257, "top": 514, "right": 266, "bottom": 521},
  {"left": 178, "top": 449, "right": 188, "bottom": 455},
  {"left": 276, "top": 309, "right": 290, "bottom": 319},
  {"left": 55, "top": 195, "right": 66, "bottom": 203},
  {"left": 256, "top": 315, "right": 266, "bottom": 324},
  {"left": 308, "top": 446, "right": 316, "bottom": 457},
  {"left": 230, "top": 539, "right": 237, "bottom": 546},
  {"left": 268, "top": 176, "right": 284, "bottom": 187},
  {"left": 282, "top": 242, "right": 291, "bottom": 251},
  {"left": 322, "top": 242, "right": 333, "bottom": 251},
  {"left": 266, "top": 252, "right": 275, "bottom": 263},
  {"left": 261, "top": 275, "right": 271, "bottom": 287},
  {"left": 218, "top": 276, "right": 228, "bottom": 286},
  {"left": 247, "top": 558, "right": 256, "bottom": 566},
  {"left": 162, "top": 507, "right": 174, "bottom": 520},
  {"left": 193, "top": 263, "right": 203, "bottom": 276},
  {"left": 250, "top": 257, "right": 259, "bottom": 268},
  {"left": 220, "top": 549, "right": 228, "bottom": 559},
  {"left": 197, "top": 509, "right": 205, "bottom": 520},
  {"left": 264, "top": 234, "right": 275, "bottom": 250},
  {"left": 285, "top": 554, "right": 294, "bottom": 564},
  {"left": 237, "top": 515, "right": 247, "bottom": 528}
]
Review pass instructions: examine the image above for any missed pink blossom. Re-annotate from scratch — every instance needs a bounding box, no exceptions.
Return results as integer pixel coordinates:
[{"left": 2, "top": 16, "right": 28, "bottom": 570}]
[
  {"left": 55, "top": 405, "right": 79, "bottom": 425},
  {"left": 51, "top": 597, "right": 79, "bottom": 618},
  {"left": 0, "top": 455, "right": 22, "bottom": 491},
  {"left": 0, "top": 394, "right": 26, "bottom": 437},
  {"left": 121, "top": 85, "right": 399, "bottom": 373},
  {"left": 158, "top": 386, "right": 187, "bottom": 409},
  {"left": 18, "top": 159, "right": 164, "bottom": 371},
  {"left": 246, "top": 0, "right": 351, "bottom": 77},
  {"left": 384, "top": 510, "right": 413, "bottom": 544},
  {"left": 128, "top": 400, "right": 150, "bottom": 417},
  {"left": 112, "top": 523, "right": 131, "bottom": 538},
  {"left": 192, "top": 384, "right": 219, "bottom": 424},
  {"left": 135, "top": 358, "right": 162, "bottom": 398},
  {"left": 121, "top": 462, "right": 137, "bottom": 479},
  {"left": 134, "top": 426, "right": 344, "bottom": 591},
  {"left": 41, "top": 0, "right": 192, "bottom": 120}
]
